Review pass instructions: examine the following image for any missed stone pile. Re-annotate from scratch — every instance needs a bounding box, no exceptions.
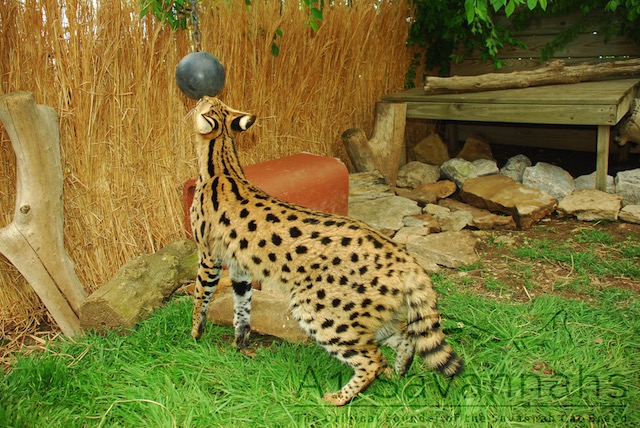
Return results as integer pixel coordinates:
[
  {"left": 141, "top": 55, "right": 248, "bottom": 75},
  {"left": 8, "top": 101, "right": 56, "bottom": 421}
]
[{"left": 349, "top": 137, "right": 640, "bottom": 276}]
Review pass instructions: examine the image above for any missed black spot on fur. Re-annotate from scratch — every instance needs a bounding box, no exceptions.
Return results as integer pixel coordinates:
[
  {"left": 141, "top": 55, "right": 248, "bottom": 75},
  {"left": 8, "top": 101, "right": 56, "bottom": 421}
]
[
  {"left": 266, "top": 213, "right": 280, "bottom": 223},
  {"left": 287, "top": 214, "right": 298, "bottom": 221},
  {"left": 359, "top": 266, "right": 368, "bottom": 275},
  {"left": 271, "top": 233, "right": 282, "bottom": 246},
  {"left": 336, "top": 324, "right": 349, "bottom": 333},
  {"left": 303, "top": 218, "right": 320, "bottom": 225},
  {"left": 361, "top": 298, "right": 372, "bottom": 308},
  {"left": 321, "top": 319, "right": 334, "bottom": 329},
  {"left": 320, "top": 237, "right": 332, "bottom": 245},
  {"left": 268, "top": 253, "right": 277, "bottom": 262},
  {"left": 342, "top": 349, "right": 358, "bottom": 359},
  {"left": 248, "top": 220, "right": 257, "bottom": 231},
  {"left": 252, "top": 256, "right": 262, "bottom": 265},
  {"left": 317, "top": 289, "right": 326, "bottom": 299},
  {"left": 331, "top": 298, "right": 341, "bottom": 307},
  {"left": 296, "top": 245, "right": 308, "bottom": 255},
  {"left": 240, "top": 208, "right": 250, "bottom": 218},
  {"left": 332, "top": 257, "right": 341, "bottom": 266},
  {"left": 341, "top": 237, "right": 352, "bottom": 246},
  {"left": 289, "top": 226, "right": 302, "bottom": 238},
  {"left": 219, "top": 213, "right": 231, "bottom": 226},
  {"left": 258, "top": 239, "right": 267, "bottom": 248},
  {"left": 339, "top": 276, "right": 348, "bottom": 285},
  {"left": 239, "top": 239, "right": 249, "bottom": 249},
  {"left": 351, "top": 253, "right": 359, "bottom": 263},
  {"left": 343, "top": 302, "right": 355, "bottom": 311}
]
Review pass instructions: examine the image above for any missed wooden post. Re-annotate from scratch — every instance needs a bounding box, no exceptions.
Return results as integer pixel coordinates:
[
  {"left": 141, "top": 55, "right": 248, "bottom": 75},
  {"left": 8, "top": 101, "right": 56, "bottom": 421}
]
[
  {"left": 341, "top": 102, "right": 406, "bottom": 187},
  {"left": 596, "top": 125, "right": 610, "bottom": 192},
  {"left": 0, "top": 92, "right": 87, "bottom": 336}
]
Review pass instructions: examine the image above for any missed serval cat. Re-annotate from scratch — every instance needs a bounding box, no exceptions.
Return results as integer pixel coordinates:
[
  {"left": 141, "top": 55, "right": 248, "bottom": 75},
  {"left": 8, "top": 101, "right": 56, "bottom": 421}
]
[{"left": 189, "top": 96, "right": 463, "bottom": 406}]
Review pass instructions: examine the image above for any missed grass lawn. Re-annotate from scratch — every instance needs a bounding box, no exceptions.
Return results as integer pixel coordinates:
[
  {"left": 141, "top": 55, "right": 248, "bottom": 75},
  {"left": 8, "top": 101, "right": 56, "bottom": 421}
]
[{"left": 1, "top": 220, "right": 638, "bottom": 427}]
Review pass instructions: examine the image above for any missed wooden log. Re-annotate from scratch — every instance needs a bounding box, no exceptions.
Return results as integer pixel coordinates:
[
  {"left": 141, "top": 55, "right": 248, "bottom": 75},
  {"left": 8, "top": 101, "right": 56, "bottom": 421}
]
[
  {"left": 615, "top": 98, "right": 640, "bottom": 146},
  {"left": 0, "top": 92, "right": 87, "bottom": 336},
  {"left": 341, "top": 102, "right": 407, "bottom": 186},
  {"left": 79, "top": 239, "right": 198, "bottom": 333},
  {"left": 424, "top": 59, "right": 640, "bottom": 94}
]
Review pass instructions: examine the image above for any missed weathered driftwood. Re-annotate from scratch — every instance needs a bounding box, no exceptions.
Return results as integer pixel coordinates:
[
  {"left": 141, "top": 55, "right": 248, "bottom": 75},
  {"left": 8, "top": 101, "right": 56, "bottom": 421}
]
[
  {"left": 341, "top": 102, "right": 406, "bottom": 186},
  {"left": 615, "top": 98, "right": 640, "bottom": 147},
  {"left": 80, "top": 239, "right": 198, "bottom": 332},
  {"left": 0, "top": 92, "right": 87, "bottom": 336},
  {"left": 424, "top": 59, "right": 640, "bottom": 94}
]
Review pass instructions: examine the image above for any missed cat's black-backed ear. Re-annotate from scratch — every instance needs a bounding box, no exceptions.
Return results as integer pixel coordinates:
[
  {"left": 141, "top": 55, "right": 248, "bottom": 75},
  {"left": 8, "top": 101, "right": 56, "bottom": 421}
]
[{"left": 231, "top": 114, "right": 256, "bottom": 132}]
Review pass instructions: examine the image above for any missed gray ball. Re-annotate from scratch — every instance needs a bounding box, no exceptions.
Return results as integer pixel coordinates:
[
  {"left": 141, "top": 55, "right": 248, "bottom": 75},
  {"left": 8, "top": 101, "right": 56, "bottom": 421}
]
[{"left": 176, "top": 52, "right": 225, "bottom": 99}]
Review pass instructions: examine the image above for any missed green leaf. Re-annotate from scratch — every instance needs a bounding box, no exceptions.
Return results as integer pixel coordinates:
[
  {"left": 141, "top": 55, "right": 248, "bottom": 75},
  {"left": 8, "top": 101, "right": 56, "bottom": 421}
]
[
  {"left": 310, "top": 7, "right": 323, "bottom": 22},
  {"left": 275, "top": 28, "right": 283, "bottom": 37},
  {"left": 527, "top": 0, "right": 538, "bottom": 10},
  {"left": 505, "top": 0, "right": 516, "bottom": 16},
  {"left": 271, "top": 43, "right": 280, "bottom": 57},
  {"left": 538, "top": 0, "right": 547, "bottom": 10},
  {"left": 476, "top": 1, "right": 488, "bottom": 21},
  {"left": 465, "top": 0, "right": 476, "bottom": 24},
  {"left": 309, "top": 19, "right": 319, "bottom": 32}
]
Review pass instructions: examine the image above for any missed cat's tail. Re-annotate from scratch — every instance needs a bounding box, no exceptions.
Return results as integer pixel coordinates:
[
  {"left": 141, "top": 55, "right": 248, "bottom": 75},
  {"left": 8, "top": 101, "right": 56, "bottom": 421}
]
[{"left": 404, "top": 270, "right": 464, "bottom": 377}]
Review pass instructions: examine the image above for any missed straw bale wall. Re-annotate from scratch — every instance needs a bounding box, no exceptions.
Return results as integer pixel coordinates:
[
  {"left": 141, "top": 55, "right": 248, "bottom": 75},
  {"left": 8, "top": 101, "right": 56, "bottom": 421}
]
[{"left": 0, "top": 0, "right": 416, "bottom": 334}]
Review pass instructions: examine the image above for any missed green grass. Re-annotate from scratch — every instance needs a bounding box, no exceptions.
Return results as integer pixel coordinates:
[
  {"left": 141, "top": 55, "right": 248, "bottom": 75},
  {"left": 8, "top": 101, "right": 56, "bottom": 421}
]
[
  {"left": 1, "top": 288, "right": 638, "bottom": 427},
  {"left": 513, "top": 234, "right": 640, "bottom": 281}
]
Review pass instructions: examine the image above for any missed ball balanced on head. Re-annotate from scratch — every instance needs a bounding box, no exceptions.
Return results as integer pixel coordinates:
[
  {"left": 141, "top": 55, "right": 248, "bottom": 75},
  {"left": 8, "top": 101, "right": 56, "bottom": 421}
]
[{"left": 176, "top": 52, "right": 225, "bottom": 100}]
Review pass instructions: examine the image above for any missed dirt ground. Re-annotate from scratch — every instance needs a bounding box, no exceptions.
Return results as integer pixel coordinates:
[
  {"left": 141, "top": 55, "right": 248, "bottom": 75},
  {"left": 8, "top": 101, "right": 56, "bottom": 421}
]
[{"left": 457, "top": 216, "right": 640, "bottom": 302}]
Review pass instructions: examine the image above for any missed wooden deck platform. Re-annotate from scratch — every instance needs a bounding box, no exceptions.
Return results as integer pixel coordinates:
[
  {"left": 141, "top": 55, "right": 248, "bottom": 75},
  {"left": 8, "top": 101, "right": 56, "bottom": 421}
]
[{"left": 382, "top": 78, "right": 640, "bottom": 191}]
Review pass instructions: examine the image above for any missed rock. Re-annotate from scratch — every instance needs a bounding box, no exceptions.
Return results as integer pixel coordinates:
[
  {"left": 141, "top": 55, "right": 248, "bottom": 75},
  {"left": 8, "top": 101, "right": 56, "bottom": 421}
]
[
  {"left": 413, "top": 133, "right": 450, "bottom": 165},
  {"left": 440, "top": 158, "right": 476, "bottom": 188},
  {"left": 395, "top": 187, "right": 438, "bottom": 206},
  {"left": 349, "top": 195, "right": 421, "bottom": 231},
  {"left": 407, "top": 231, "right": 479, "bottom": 269},
  {"left": 472, "top": 159, "right": 500, "bottom": 177},
  {"left": 392, "top": 226, "right": 430, "bottom": 245},
  {"left": 439, "top": 198, "right": 516, "bottom": 230},
  {"left": 403, "top": 213, "right": 441, "bottom": 233},
  {"left": 523, "top": 162, "right": 575, "bottom": 201},
  {"left": 208, "top": 286, "right": 308, "bottom": 344},
  {"left": 556, "top": 189, "right": 622, "bottom": 221},
  {"left": 423, "top": 203, "right": 451, "bottom": 217},
  {"left": 348, "top": 170, "right": 394, "bottom": 202},
  {"left": 619, "top": 205, "right": 640, "bottom": 224},
  {"left": 500, "top": 154, "right": 532, "bottom": 182},
  {"left": 415, "top": 180, "right": 457, "bottom": 199},
  {"left": 615, "top": 168, "right": 640, "bottom": 206},
  {"left": 460, "top": 175, "right": 558, "bottom": 230},
  {"left": 456, "top": 134, "right": 493, "bottom": 161},
  {"left": 441, "top": 158, "right": 499, "bottom": 188},
  {"left": 574, "top": 171, "right": 616, "bottom": 194},
  {"left": 422, "top": 203, "right": 472, "bottom": 232},
  {"left": 438, "top": 210, "right": 474, "bottom": 232},
  {"left": 396, "top": 161, "right": 441, "bottom": 188}
]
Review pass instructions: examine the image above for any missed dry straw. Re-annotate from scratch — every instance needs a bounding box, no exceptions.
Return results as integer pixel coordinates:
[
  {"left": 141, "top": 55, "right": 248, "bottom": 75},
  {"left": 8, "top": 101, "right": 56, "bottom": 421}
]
[{"left": 0, "top": 0, "right": 416, "bottom": 341}]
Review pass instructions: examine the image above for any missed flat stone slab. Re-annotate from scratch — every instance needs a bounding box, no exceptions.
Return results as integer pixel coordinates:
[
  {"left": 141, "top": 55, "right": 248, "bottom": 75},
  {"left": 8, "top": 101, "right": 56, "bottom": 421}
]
[
  {"left": 557, "top": 189, "right": 622, "bottom": 221},
  {"left": 208, "top": 285, "right": 308, "bottom": 344},
  {"left": 459, "top": 175, "right": 558, "bottom": 230},
  {"left": 619, "top": 205, "right": 640, "bottom": 224},
  {"left": 407, "top": 230, "right": 479, "bottom": 269},
  {"left": 349, "top": 195, "right": 421, "bottom": 231}
]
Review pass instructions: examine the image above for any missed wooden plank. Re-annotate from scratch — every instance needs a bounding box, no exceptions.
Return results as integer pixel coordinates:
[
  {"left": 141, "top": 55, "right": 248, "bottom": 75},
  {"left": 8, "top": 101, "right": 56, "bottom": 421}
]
[
  {"left": 476, "top": 33, "right": 639, "bottom": 61},
  {"left": 405, "top": 101, "right": 617, "bottom": 125},
  {"left": 453, "top": 122, "right": 602, "bottom": 152}
]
